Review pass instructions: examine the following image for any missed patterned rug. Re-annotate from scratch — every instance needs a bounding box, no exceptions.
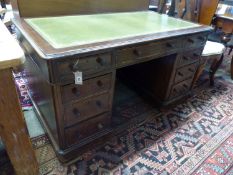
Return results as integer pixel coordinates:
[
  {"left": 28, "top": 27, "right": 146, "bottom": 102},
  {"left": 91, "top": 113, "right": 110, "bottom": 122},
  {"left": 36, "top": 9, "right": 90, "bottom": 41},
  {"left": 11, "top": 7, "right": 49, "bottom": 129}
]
[
  {"left": 0, "top": 49, "right": 233, "bottom": 175},
  {"left": 34, "top": 78, "right": 233, "bottom": 175}
]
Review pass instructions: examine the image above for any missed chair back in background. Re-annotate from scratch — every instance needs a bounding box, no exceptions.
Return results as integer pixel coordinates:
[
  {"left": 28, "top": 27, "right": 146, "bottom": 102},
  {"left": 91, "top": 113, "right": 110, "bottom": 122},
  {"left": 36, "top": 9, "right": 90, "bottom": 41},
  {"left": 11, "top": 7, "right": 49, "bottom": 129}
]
[{"left": 168, "top": 0, "right": 219, "bottom": 25}]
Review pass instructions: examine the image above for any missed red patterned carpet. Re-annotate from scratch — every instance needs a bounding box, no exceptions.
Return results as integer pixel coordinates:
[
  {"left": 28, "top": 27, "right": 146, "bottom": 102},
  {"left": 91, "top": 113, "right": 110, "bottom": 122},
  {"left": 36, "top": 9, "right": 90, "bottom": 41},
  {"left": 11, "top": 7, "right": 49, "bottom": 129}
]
[
  {"left": 0, "top": 50, "right": 232, "bottom": 175},
  {"left": 32, "top": 78, "right": 233, "bottom": 175},
  {"left": 192, "top": 135, "right": 233, "bottom": 175}
]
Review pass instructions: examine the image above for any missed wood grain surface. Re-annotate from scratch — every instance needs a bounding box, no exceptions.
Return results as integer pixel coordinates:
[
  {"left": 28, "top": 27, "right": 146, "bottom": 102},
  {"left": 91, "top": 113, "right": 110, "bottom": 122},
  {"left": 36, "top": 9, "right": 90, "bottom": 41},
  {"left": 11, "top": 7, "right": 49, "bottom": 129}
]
[{"left": 0, "top": 69, "right": 38, "bottom": 175}]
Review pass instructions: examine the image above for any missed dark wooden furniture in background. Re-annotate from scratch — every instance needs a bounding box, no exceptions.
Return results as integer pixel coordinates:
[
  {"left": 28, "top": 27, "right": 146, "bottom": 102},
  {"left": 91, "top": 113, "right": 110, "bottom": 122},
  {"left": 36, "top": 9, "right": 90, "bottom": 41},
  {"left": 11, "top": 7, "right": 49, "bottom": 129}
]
[
  {"left": 13, "top": 0, "right": 212, "bottom": 162},
  {"left": 0, "top": 20, "right": 38, "bottom": 175},
  {"left": 215, "top": 3, "right": 233, "bottom": 79},
  {"left": 215, "top": 2, "right": 233, "bottom": 33},
  {"left": 199, "top": 0, "right": 220, "bottom": 25},
  {"left": 149, "top": 0, "right": 167, "bottom": 13},
  {"left": 168, "top": 0, "right": 201, "bottom": 22}
]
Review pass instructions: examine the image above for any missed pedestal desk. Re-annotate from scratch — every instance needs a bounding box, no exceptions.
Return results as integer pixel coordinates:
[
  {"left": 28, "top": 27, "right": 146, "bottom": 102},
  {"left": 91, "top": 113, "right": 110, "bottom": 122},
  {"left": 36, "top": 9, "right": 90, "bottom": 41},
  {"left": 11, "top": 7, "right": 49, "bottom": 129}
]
[{"left": 13, "top": 0, "right": 212, "bottom": 162}]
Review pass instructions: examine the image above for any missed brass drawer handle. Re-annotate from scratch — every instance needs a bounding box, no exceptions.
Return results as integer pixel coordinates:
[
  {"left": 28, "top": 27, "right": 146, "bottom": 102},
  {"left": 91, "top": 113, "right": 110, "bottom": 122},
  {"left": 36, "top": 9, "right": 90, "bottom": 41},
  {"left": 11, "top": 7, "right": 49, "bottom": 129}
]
[
  {"left": 73, "top": 108, "right": 81, "bottom": 117},
  {"left": 98, "top": 123, "right": 103, "bottom": 129},
  {"left": 97, "top": 80, "right": 103, "bottom": 87},
  {"left": 72, "top": 87, "right": 80, "bottom": 97},
  {"left": 188, "top": 38, "right": 194, "bottom": 44},
  {"left": 96, "top": 100, "right": 102, "bottom": 108},
  {"left": 133, "top": 49, "right": 142, "bottom": 57}
]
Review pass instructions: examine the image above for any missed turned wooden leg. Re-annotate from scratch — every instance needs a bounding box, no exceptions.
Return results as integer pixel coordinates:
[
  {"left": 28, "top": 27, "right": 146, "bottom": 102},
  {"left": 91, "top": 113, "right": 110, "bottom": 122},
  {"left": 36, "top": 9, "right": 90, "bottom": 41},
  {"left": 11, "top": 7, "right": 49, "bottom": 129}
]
[
  {"left": 191, "top": 58, "right": 207, "bottom": 88},
  {"left": 0, "top": 68, "right": 38, "bottom": 175},
  {"left": 209, "top": 54, "right": 224, "bottom": 86}
]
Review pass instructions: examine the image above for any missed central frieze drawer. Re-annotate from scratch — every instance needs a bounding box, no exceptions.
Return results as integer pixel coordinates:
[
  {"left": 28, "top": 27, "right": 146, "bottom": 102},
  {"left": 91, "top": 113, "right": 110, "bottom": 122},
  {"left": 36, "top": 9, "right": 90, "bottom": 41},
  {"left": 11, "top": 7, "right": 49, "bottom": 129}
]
[
  {"left": 174, "top": 62, "right": 198, "bottom": 83},
  {"left": 116, "top": 39, "right": 182, "bottom": 67},
  {"left": 53, "top": 53, "right": 112, "bottom": 83},
  {"left": 65, "top": 113, "right": 111, "bottom": 146},
  {"left": 64, "top": 93, "right": 110, "bottom": 127},
  {"left": 61, "top": 74, "right": 112, "bottom": 103}
]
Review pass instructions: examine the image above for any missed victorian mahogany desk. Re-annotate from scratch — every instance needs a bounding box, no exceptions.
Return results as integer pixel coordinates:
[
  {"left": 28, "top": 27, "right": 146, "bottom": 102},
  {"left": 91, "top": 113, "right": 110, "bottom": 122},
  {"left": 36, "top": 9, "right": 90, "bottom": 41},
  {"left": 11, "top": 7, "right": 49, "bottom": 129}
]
[{"left": 13, "top": 0, "right": 212, "bottom": 162}]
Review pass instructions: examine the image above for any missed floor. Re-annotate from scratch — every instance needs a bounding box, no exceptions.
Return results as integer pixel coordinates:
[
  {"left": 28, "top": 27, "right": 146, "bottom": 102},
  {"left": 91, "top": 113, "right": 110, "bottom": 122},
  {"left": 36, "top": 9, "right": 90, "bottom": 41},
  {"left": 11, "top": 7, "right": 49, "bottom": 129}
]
[{"left": 0, "top": 49, "right": 233, "bottom": 175}]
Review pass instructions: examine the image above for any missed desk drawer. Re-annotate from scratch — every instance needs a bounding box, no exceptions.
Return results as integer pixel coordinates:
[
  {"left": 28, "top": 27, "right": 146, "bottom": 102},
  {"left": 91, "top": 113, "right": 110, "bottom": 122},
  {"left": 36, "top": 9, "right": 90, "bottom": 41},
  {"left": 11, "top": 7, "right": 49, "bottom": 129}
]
[
  {"left": 65, "top": 113, "right": 111, "bottom": 146},
  {"left": 170, "top": 79, "right": 192, "bottom": 99},
  {"left": 116, "top": 39, "right": 182, "bottom": 67},
  {"left": 61, "top": 74, "right": 112, "bottom": 103},
  {"left": 178, "top": 49, "right": 202, "bottom": 67},
  {"left": 54, "top": 53, "right": 112, "bottom": 83},
  {"left": 183, "top": 34, "right": 207, "bottom": 49},
  {"left": 64, "top": 93, "right": 110, "bottom": 127},
  {"left": 174, "top": 62, "right": 198, "bottom": 83}
]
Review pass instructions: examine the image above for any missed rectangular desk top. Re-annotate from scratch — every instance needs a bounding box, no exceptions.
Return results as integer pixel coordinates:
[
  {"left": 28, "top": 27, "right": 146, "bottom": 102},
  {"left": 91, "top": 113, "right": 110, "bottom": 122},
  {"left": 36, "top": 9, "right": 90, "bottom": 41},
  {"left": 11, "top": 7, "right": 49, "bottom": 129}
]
[
  {"left": 25, "top": 11, "right": 200, "bottom": 49},
  {"left": 0, "top": 21, "right": 24, "bottom": 70}
]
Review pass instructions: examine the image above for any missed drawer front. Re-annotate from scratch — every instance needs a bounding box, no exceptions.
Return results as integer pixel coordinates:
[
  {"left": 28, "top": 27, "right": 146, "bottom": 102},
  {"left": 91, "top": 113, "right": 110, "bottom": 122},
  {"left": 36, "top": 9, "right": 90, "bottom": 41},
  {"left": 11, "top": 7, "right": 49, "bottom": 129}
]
[
  {"left": 54, "top": 53, "right": 112, "bottom": 83},
  {"left": 65, "top": 113, "right": 111, "bottom": 146},
  {"left": 64, "top": 93, "right": 110, "bottom": 127},
  {"left": 178, "top": 49, "right": 202, "bottom": 67},
  {"left": 183, "top": 34, "right": 207, "bottom": 49},
  {"left": 170, "top": 79, "right": 193, "bottom": 99},
  {"left": 61, "top": 74, "right": 112, "bottom": 103},
  {"left": 116, "top": 39, "right": 182, "bottom": 67},
  {"left": 174, "top": 62, "right": 198, "bottom": 83}
]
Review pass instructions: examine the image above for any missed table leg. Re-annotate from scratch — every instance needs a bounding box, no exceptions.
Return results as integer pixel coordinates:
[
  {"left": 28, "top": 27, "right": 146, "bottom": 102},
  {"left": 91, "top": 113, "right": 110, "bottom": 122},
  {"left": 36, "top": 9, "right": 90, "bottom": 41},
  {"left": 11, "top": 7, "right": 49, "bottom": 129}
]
[{"left": 0, "top": 68, "right": 38, "bottom": 175}]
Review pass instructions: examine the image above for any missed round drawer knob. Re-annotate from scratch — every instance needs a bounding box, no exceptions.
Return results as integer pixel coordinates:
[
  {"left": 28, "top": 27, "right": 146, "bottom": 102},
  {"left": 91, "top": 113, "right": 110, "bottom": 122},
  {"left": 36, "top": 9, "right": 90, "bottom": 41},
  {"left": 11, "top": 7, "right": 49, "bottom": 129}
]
[
  {"left": 133, "top": 49, "right": 142, "bottom": 56},
  {"left": 188, "top": 68, "right": 194, "bottom": 72},
  {"left": 98, "top": 123, "right": 103, "bottom": 129},
  {"left": 73, "top": 108, "right": 81, "bottom": 117},
  {"left": 178, "top": 72, "right": 184, "bottom": 77},
  {"left": 96, "top": 101, "right": 102, "bottom": 108},
  {"left": 188, "top": 38, "right": 194, "bottom": 44},
  {"left": 96, "top": 57, "right": 103, "bottom": 65},
  {"left": 183, "top": 84, "right": 188, "bottom": 89},
  {"left": 69, "top": 64, "right": 77, "bottom": 72},
  {"left": 72, "top": 87, "right": 80, "bottom": 96},
  {"left": 97, "top": 80, "right": 103, "bottom": 87},
  {"left": 198, "top": 36, "right": 205, "bottom": 41},
  {"left": 183, "top": 56, "right": 188, "bottom": 61},
  {"left": 166, "top": 43, "right": 173, "bottom": 48},
  {"left": 77, "top": 134, "right": 82, "bottom": 139}
]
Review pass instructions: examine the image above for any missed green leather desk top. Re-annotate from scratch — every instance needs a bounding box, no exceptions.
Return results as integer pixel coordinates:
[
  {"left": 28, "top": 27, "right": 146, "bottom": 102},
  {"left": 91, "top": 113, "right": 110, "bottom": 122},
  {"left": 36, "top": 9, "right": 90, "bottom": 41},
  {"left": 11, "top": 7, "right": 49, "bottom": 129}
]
[{"left": 25, "top": 11, "right": 200, "bottom": 49}]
